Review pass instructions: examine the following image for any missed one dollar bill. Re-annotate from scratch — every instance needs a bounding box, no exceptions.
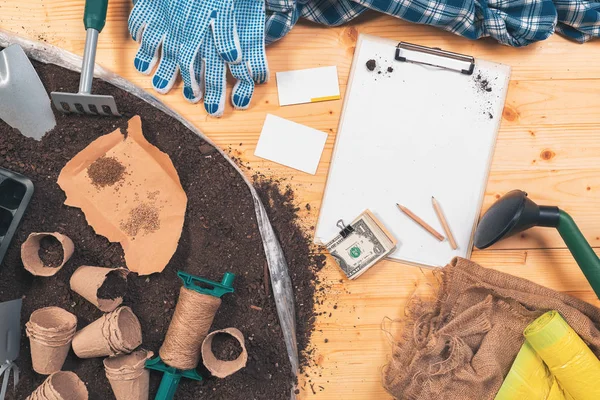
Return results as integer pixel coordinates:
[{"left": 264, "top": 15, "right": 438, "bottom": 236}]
[{"left": 326, "top": 210, "right": 397, "bottom": 279}]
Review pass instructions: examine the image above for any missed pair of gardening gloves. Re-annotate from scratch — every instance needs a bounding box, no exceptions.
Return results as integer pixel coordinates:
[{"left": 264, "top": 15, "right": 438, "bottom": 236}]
[{"left": 129, "top": 0, "right": 268, "bottom": 117}]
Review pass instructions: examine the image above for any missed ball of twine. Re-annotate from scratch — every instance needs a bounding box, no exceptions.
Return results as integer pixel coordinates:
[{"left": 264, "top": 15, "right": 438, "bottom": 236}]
[{"left": 159, "top": 287, "right": 222, "bottom": 370}]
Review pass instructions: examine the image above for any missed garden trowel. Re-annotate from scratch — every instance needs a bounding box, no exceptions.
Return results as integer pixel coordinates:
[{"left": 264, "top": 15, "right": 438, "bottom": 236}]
[
  {"left": 0, "top": 45, "right": 56, "bottom": 140},
  {"left": 0, "top": 298, "right": 22, "bottom": 399},
  {"left": 50, "top": 0, "right": 120, "bottom": 116}
]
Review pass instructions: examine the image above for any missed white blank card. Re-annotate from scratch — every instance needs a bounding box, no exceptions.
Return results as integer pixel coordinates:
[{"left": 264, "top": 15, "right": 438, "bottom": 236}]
[{"left": 255, "top": 114, "right": 328, "bottom": 175}]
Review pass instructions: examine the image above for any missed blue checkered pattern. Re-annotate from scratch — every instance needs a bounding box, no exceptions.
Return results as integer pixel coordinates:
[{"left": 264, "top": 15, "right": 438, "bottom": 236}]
[
  {"left": 230, "top": 0, "right": 269, "bottom": 110},
  {"left": 265, "top": 0, "right": 600, "bottom": 46},
  {"left": 128, "top": 0, "right": 242, "bottom": 96},
  {"left": 189, "top": 0, "right": 269, "bottom": 116},
  {"left": 554, "top": 0, "right": 600, "bottom": 42},
  {"left": 265, "top": 0, "right": 367, "bottom": 44},
  {"left": 128, "top": 0, "right": 170, "bottom": 74}
]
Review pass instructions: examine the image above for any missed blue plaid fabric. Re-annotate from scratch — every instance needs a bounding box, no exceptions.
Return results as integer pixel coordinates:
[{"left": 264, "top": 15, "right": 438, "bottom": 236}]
[
  {"left": 265, "top": 0, "right": 600, "bottom": 46},
  {"left": 265, "top": 0, "right": 367, "bottom": 44},
  {"left": 554, "top": 0, "right": 600, "bottom": 42}
]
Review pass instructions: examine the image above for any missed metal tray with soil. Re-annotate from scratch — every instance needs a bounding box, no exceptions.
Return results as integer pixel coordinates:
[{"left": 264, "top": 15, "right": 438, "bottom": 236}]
[{"left": 0, "top": 55, "right": 324, "bottom": 399}]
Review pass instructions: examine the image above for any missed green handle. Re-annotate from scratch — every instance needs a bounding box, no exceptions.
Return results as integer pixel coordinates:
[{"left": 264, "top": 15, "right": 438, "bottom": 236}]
[
  {"left": 557, "top": 210, "right": 600, "bottom": 299},
  {"left": 84, "top": 0, "right": 109, "bottom": 32},
  {"left": 155, "top": 370, "right": 181, "bottom": 400},
  {"left": 146, "top": 357, "right": 203, "bottom": 400},
  {"left": 177, "top": 271, "right": 235, "bottom": 298}
]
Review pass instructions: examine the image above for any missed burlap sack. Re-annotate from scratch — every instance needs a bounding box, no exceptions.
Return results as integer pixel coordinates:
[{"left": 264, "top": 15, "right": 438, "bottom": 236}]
[{"left": 383, "top": 257, "right": 600, "bottom": 400}]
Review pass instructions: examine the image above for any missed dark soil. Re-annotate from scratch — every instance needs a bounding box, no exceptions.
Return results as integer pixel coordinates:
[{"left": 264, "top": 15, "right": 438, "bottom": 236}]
[
  {"left": 211, "top": 332, "right": 243, "bottom": 362},
  {"left": 366, "top": 59, "right": 376, "bottom": 71},
  {"left": 97, "top": 269, "right": 128, "bottom": 301},
  {"left": 38, "top": 235, "right": 63, "bottom": 268},
  {"left": 0, "top": 56, "right": 325, "bottom": 400}
]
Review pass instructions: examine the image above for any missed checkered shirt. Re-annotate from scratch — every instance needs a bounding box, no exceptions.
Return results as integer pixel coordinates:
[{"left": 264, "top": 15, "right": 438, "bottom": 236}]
[{"left": 265, "top": 0, "right": 600, "bottom": 46}]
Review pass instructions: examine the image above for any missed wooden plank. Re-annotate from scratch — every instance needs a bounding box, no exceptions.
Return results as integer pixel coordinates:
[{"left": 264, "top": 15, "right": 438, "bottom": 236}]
[
  {"left": 298, "top": 249, "right": 600, "bottom": 399},
  {"left": 491, "top": 126, "right": 600, "bottom": 171}
]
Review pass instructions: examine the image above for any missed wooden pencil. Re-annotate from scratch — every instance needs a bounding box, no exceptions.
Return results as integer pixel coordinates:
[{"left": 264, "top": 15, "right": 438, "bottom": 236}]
[
  {"left": 431, "top": 196, "right": 458, "bottom": 250},
  {"left": 396, "top": 204, "right": 445, "bottom": 241}
]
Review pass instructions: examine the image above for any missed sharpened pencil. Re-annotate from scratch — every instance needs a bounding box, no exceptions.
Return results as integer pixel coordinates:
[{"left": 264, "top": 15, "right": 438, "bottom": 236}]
[
  {"left": 396, "top": 204, "right": 445, "bottom": 241},
  {"left": 431, "top": 197, "right": 458, "bottom": 250}
]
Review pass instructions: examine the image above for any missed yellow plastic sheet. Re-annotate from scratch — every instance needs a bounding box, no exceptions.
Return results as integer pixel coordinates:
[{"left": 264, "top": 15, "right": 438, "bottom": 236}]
[
  {"left": 524, "top": 311, "right": 600, "bottom": 400},
  {"left": 495, "top": 341, "right": 568, "bottom": 400}
]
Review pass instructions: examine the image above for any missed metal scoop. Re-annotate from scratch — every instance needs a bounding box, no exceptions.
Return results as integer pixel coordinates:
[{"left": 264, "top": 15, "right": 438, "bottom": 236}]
[
  {"left": 0, "top": 298, "right": 22, "bottom": 398},
  {"left": 0, "top": 45, "right": 56, "bottom": 140},
  {"left": 51, "top": 0, "right": 120, "bottom": 116}
]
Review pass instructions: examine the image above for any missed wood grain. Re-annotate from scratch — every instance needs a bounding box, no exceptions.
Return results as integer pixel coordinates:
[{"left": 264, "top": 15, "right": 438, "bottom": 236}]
[{"left": 2, "top": 1, "right": 600, "bottom": 399}]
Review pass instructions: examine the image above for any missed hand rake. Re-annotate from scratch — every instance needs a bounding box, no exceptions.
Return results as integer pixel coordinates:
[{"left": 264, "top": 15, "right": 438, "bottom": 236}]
[{"left": 51, "top": 0, "right": 120, "bottom": 116}]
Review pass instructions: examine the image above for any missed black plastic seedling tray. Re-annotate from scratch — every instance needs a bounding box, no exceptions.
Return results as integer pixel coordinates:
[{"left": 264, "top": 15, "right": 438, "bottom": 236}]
[{"left": 0, "top": 167, "right": 34, "bottom": 265}]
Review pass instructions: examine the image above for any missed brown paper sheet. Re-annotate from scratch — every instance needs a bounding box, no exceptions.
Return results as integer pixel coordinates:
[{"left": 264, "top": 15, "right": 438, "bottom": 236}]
[{"left": 57, "top": 116, "right": 187, "bottom": 275}]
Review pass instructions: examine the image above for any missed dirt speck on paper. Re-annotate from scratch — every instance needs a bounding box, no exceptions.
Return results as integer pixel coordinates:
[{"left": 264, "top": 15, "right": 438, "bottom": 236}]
[
  {"left": 120, "top": 202, "right": 160, "bottom": 237},
  {"left": 366, "top": 59, "right": 376, "bottom": 71},
  {"left": 387, "top": 66, "right": 394, "bottom": 73},
  {"left": 211, "top": 332, "right": 243, "bottom": 361},
  {"left": 87, "top": 156, "right": 126, "bottom": 188},
  {"left": 38, "top": 235, "right": 63, "bottom": 268},
  {"left": 474, "top": 73, "right": 493, "bottom": 93},
  {"left": 97, "top": 269, "right": 128, "bottom": 300}
]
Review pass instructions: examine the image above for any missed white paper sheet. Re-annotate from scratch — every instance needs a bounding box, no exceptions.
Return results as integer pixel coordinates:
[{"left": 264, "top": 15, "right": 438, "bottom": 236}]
[
  {"left": 255, "top": 114, "right": 328, "bottom": 175},
  {"left": 276, "top": 66, "right": 340, "bottom": 106},
  {"left": 315, "top": 35, "right": 511, "bottom": 268}
]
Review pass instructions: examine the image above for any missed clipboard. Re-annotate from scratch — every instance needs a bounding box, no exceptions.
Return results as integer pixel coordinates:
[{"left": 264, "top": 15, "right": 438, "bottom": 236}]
[{"left": 315, "top": 34, "right": 511, "bottom": 268}]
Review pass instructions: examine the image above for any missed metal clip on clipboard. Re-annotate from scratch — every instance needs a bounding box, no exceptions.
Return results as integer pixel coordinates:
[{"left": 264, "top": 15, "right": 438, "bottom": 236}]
[
  {"left": 395, "top": 42, "right": 475, "bottom": 75},
  {"left": 336, "top": 219, "right": 354, "bottom": 239}
]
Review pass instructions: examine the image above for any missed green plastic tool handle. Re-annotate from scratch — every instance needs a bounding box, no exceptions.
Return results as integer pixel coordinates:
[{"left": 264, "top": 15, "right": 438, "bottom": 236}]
[
  {"left": 178, "top": 271, "right": 235, "bottom": 298},
  {"left": 146, "top": 357, "right": 203, "bottom": 400},
  {"left": 84, "top": 0, "right": 109, "bottom": 32},
  {"left": 155, "top": 370, "right": 181, "bottom": 400},
  {"left": 557, "top": 210, "right": 600, "bottom": 299}
]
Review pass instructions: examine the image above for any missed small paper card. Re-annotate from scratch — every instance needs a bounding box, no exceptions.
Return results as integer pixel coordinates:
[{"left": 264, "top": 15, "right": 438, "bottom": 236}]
[
  {"left": 255, "top": 114, "right": 328, "bottom": 175},
  {"left": 276, "top": 66, "right": 341, "bottom": 106}
]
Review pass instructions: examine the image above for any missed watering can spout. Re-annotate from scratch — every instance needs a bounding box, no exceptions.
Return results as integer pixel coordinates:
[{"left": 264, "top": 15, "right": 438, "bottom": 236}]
[{"left": 475, "top": 190, "right": 600, "bottom": 299}]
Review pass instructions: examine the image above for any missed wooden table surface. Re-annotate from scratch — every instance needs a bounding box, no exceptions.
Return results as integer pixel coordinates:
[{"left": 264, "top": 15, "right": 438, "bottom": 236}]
[{"left": 3, "top": 1, "right": 600, "bottom": 398}]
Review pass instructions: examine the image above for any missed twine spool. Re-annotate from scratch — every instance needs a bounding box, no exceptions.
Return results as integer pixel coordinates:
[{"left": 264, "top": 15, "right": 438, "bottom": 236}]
[{"left": 159, "top": 287, "right": 221, "bottom": 370}]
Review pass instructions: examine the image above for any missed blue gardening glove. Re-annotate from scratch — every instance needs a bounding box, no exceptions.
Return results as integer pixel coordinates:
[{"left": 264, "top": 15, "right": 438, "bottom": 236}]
[
  {"left": 128, "top": 0, "right": 170, "bottom": 74},
  {"left": 128, "top": 0, "right": 242, "bottom": 95},
  {"left": 230, "top": 0, "right": 269, "bottom": 110},
  {"left": 189, "top": 0, "right": 269, "bottom": 116}
]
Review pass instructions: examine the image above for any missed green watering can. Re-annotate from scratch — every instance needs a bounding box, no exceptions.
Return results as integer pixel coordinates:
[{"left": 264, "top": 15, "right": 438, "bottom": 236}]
[
  {"left": 474, "top": 190, "right": 600, "bottom": 298},
  {"left": 146, "top": 271, "right": 235, "bottom": 400}
]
